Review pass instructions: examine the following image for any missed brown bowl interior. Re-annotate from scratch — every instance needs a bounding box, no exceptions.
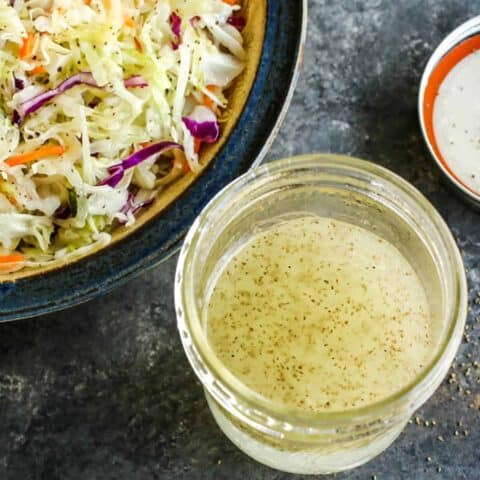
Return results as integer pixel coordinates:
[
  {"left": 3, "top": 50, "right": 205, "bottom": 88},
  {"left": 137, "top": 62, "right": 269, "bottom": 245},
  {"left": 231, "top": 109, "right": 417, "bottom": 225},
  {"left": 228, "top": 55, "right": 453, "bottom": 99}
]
[{"left": 2, "top": 1, "right": 266, "bottom": 282}]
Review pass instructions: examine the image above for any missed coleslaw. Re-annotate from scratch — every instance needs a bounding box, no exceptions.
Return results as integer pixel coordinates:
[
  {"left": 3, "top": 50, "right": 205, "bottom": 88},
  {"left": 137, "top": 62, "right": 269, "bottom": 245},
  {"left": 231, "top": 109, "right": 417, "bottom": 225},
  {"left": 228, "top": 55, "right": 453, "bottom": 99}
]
[{"left": 0, "top": 0, "right": 246, "bottom": 272}]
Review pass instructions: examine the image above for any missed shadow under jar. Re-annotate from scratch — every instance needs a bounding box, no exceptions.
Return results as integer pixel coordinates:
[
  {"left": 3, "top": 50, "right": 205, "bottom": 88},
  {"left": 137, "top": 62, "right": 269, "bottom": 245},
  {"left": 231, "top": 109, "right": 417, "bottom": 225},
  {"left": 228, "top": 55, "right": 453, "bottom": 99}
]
[{"left": 175, "top": 154, "right": 467, "bottom": 475}]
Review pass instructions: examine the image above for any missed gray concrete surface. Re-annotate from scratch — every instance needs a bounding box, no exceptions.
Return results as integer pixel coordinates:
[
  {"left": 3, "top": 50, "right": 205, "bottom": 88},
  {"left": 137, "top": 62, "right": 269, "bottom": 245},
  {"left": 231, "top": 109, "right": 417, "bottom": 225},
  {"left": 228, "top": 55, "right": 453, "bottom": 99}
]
[{"left": 0, "top": 1, "right": 479, "bottom": 478}]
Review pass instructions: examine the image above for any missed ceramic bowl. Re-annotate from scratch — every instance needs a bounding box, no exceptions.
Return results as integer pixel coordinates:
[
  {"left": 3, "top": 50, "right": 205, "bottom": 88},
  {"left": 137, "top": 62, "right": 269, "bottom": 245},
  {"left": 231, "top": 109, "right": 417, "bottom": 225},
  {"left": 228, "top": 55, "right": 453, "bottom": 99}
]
[{"left": 0, "top": 0, "right": 307, "bottom": 321}]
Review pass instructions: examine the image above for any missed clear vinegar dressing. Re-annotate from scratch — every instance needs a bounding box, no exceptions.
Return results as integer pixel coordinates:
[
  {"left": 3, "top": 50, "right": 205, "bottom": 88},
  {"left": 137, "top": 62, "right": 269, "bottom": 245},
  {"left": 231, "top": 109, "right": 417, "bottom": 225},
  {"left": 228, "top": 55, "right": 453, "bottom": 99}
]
[{"left": 204, "top": 217, "right": 434, "bottom": 412}]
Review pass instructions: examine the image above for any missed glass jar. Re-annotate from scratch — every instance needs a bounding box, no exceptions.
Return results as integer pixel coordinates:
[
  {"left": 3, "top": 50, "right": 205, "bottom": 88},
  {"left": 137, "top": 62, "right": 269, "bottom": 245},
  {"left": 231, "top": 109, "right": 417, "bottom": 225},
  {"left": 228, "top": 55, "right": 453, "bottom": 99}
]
[{"left": 175, "top": 154, "right": 467, "bottom": 475}]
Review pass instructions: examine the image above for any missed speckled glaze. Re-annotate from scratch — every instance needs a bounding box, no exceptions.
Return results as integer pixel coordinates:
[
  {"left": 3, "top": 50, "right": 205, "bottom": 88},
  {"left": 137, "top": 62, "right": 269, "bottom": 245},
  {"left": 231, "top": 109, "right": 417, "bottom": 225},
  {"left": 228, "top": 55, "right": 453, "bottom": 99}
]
[{"left": 0, "top": 1, "right": 306, "bottom": 322}]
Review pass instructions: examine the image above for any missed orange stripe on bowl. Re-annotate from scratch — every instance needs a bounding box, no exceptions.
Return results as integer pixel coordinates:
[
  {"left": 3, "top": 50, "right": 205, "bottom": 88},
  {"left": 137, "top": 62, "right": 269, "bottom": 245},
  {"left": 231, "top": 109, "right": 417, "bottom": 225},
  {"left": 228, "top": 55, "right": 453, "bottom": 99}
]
[{"left": 423, "top": 34, "right": 480, "bottom": 195}]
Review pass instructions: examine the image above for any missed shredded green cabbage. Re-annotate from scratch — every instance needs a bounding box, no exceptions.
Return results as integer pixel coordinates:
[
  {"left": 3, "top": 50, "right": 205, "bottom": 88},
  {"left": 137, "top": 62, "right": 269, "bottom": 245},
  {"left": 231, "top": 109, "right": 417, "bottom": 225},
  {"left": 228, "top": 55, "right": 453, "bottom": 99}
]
[{"left": 0, "top": 0, "right": 245, "bottom": 270}]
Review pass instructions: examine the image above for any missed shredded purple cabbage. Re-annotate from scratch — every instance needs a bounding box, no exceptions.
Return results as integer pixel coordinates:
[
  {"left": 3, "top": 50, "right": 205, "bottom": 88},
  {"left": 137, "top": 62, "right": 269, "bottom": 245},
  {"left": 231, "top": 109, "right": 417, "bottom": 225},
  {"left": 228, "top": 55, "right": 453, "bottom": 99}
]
[
  {"left": 99, "top": 141, "right": 183, "bottom": 188},
  {"left": 13, "top": 75, "right": 24, "bottom": 91},
  {"left": 118, "top": 192, "right": 155, "bottom": 224},
  {"left": 54, "top": 204, "right": 71, "bottom": 220},
  {"left": 170, "top": 12, "right": 182, "bottom": 50},
  {"left": 99, "top": 165, "right": 124, "bottom": 188},
  {"left": 227, "top": 15, "right": 246, "bottom": 31},
  {"left": 16, "top": 72, "right": 98, "bottom": 120},
  {"left": 120, "top": 192, "right": 136, "bottom": 216},
  {"left": 12, "top": 110, "right": 21, "bottom": 126},
  {"left": 132, "top": 198, "right": 154, "bottom": 215},
  {"left": 182, "top": 106, "right": 220, "bottom": 143},
  {"left": 124, "top": 75, "right": 149, "bottom": 88},
  {"left": 15, "top": 72, "right": 149, "bottom": 123}
]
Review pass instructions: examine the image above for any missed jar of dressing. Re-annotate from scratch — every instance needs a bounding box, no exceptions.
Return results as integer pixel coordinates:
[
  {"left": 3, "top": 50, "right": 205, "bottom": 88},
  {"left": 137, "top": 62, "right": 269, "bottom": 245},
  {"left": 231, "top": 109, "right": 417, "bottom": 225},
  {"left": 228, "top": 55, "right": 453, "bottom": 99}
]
[{"left": 175, "top": 154, "right": 467, "bottom": 474}]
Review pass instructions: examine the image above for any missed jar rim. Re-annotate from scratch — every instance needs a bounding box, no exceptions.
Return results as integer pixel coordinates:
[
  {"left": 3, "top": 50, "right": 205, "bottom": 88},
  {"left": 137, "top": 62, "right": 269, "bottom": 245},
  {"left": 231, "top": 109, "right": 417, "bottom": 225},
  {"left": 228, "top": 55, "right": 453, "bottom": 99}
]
[{"left": 175, "top": 154, "right": 467, "bottom": 431}]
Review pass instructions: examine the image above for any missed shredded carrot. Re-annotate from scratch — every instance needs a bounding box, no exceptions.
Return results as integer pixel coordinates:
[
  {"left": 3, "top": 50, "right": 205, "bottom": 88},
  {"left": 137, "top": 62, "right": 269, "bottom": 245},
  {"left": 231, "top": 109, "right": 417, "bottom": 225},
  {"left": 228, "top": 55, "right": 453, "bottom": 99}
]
[
  {"left": 134, "top": 36, "right": 143, "bottom": 52},
  {"left": 6, "top": 146, "right": 66, "bottom": 167},
  {"left": 194, "top": 139, "right": 202, "bottom": 154},
  {"left": 29, "top": 65, "right": 46, "bottom": 75},
  {"left": 204, "top": 85, "right": 216, "bottom": 110},
  {"left": 172, "top": 151, "right": 191, "bottom": 173},
  {"left": 84, "top": 0, "right": 92, "bottom": 5},
  {"left": 181, "top": 159, "right": 191, "bottom": 173},
  {"left": 124, "top": 16, "right": 135, "bottom": 28},
  {"left": 133, "top": 141, "right": 156, "bottom": 153},
  {"left": 223, "top": 0, "right": 240, "bottom": 5},
  {"left": 204, "top": 96, "right": 215, "bottom": 110},
  {"left": 0, "top": 253, "right": 24, "bottom": 271},
  {"left": 204, "top": 85, "right": 220, "bottom": 114},
  {"left": 19, "top": 32, "right": 35, "bottom": 59}
]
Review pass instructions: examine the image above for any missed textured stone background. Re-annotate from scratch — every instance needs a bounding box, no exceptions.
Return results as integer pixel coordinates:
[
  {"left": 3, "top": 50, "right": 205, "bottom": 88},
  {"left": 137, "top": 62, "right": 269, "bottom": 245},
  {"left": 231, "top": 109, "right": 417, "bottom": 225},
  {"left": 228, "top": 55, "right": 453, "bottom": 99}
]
[{"left": 1, "top": 1, "right": 479, "bottom": 479}]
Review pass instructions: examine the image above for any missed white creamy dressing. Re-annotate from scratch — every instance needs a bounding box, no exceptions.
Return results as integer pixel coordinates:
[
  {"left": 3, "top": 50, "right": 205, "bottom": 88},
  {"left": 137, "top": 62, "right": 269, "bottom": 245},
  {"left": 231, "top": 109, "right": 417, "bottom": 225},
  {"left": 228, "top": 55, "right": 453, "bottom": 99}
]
[{"left": 434, "top": 49, "right": 480, "bottom": 193}]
